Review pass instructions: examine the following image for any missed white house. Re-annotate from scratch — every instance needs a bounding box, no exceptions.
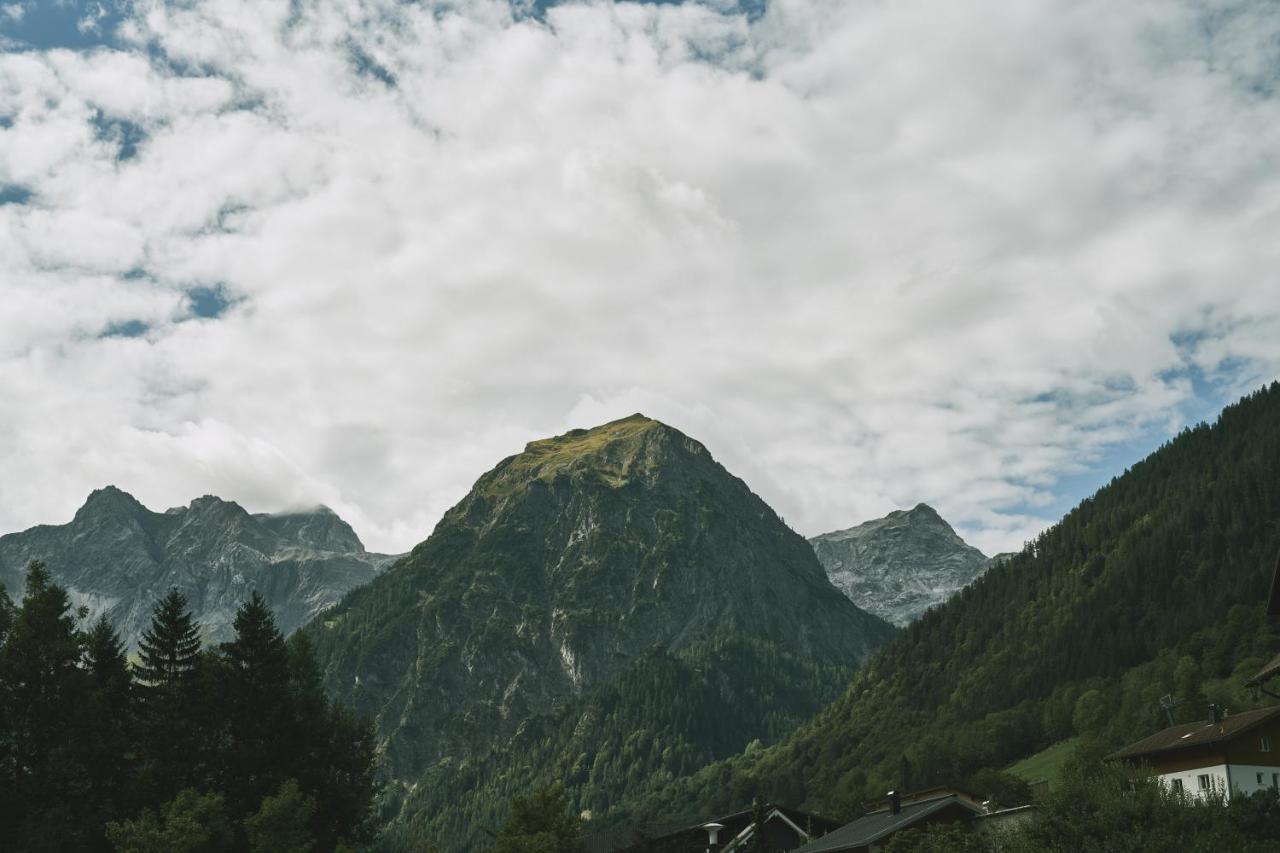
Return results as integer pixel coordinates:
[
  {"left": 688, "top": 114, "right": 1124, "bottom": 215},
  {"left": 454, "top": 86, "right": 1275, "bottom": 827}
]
[{"left": 1110, "top": 704, "right": 1280, "bottom": 801}]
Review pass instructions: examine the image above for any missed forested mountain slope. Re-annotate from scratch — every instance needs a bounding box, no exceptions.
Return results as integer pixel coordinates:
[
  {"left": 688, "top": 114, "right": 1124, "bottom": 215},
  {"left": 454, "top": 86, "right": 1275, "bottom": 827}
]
[
  {"left": 308, "top": 415, "right": 895, "bottom": 848},
  {"left": 621, "top": 383, "right": 1280, "bottom": 824},
  {"left": 811, "top": 503, "right": 996, "bottom": 626},
  {"left": 0, "top": 487, "right": 397, "bottom": 647}
]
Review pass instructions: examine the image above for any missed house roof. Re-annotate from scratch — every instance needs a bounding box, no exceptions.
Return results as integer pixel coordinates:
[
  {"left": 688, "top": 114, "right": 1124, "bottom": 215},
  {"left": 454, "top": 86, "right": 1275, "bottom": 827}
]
[
  {"left": 862, "top": 786, "right": 984, "bottom": 813},
  {"left": 790, "top": 793, "right": 983, "bottom": 853},
  {"left": 1247, "top": 651, "right": 1280, "bottom": 687},
  {"left": 581, "top": 803, "right": 841, "bottom": 853},
  {"left": 1267, "top": 552, "right": 1280, "bottom": 619},
  {"left": 1109, "top": 705, "right": 1280, "bottom": 762}
]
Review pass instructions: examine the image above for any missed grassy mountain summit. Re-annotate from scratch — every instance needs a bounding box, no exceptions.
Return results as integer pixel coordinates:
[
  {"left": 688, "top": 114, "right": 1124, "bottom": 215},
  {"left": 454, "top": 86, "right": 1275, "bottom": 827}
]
[
  {"left": 309, "top": 414, "right": 894, "bottom": 847},
  {"left": 485, "top": 413, "right": 670, "bottom": 491},
  {"left": 618, "top": 383, "right": 1280, "bottom": 826}
]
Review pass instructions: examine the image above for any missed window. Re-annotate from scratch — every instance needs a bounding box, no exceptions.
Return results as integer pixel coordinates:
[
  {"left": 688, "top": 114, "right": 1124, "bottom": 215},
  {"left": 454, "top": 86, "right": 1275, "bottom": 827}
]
[
  {"left": 1261, "top": 735, "right": 1273, "bottom": 753},
  {"left": 1258, "top": 773, "right": 1265, "bottom": 785},
  {"left": 1273, "top": 773, "right": 1279, "bottom": 790},
  {"left": 1170, "top": 779, "right": 1184, "bottom": 793},
  {"left": 1197, "top": 774, "right": 1211, "bottom": 791}
]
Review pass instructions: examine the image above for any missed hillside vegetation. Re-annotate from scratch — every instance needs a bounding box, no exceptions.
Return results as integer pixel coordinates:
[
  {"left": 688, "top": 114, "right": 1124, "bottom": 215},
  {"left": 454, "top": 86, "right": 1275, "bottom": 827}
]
[{"left": 620, "top": 383, "right": 1280, "bottom": 823}]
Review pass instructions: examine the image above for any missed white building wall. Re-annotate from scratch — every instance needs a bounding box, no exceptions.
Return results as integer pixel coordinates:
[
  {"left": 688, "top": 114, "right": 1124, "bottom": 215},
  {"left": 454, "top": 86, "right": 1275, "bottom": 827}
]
[
  {"left": 1156, "top": 763, "right": 1280, "bottom": 801},
  {"left": 1231, "top": 764, "right": 1280, "bottom": 797},
  {"left": 1157, "top": 764, "right": 1229, "bottom": 801}
]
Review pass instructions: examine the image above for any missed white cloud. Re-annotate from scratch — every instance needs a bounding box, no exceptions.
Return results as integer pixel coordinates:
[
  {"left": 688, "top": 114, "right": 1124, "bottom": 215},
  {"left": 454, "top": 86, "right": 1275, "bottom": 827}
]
[{"left": 1, "top": 0, "right": 1279, "bottom": 555}]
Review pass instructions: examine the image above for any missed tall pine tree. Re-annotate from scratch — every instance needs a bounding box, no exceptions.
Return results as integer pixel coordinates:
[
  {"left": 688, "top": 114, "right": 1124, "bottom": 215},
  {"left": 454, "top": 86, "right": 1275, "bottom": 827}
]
[
  {"left": 135, "top": 588, "right": 202, "bottom": 690},
  {"left": 219, "top": 591, "right": 294, "bottom": 822},
  {"left": 83, "top": 616, "right": 138, "bottom": 849},
  {"left": 0, "top": 562, "right": 93, "bottom": 852},
  {"left": 287, "top": 631, "right": 379, "bottom": 850},
  {"left": 135, "top": 587, "right": 210, "bottom": 805}
]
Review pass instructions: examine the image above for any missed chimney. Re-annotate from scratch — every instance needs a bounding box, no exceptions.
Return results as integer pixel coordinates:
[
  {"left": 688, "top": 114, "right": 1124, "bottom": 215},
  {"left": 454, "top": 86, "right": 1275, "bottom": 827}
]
[
  {"left": 1210, "top": 703, "right": 1223, "bottom": 725},
  {"left": 702, "top": 822, "right": 724, "bottom": 851},
  {"left": 888, "top": 790, "right": 901, "bottom": 815}
]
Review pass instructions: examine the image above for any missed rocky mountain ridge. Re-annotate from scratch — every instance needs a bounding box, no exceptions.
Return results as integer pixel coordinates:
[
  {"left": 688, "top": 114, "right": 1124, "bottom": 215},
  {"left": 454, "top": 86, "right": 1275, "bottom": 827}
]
[
  {"left": 810, "top": 503, "right": 998, "bottom": 626},
  {"left": 0, "top": 486, "right": 399, "bottom": 647}
]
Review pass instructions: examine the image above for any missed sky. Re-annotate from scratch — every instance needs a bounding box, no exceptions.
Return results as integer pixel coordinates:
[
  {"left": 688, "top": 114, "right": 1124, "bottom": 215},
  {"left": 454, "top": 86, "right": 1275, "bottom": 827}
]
[{"left": 1, "top": 0, "right": 1278, "bottom": 557}]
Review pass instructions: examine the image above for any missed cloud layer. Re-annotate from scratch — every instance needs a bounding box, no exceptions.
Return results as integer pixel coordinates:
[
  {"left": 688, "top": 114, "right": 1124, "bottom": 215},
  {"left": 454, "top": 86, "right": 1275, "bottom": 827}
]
[{"left": 2, "top": 0, "right": 1279, "bottom": 555}]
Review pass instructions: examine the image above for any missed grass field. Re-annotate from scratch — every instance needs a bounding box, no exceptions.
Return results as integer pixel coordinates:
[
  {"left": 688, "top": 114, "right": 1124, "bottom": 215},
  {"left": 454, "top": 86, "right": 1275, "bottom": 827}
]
[{"left": 1006, "top": 737, "right": 1084, "bottom": 787}]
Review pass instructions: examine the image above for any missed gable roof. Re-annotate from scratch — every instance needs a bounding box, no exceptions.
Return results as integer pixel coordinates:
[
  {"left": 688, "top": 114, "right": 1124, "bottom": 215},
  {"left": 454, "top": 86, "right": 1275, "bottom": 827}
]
[
  {"left": 1247, "top": 651, "right": 1280, "bottom": 688},
  {"left": 582, "top": 803, "right": 841, "bottom": 853},
  {"left": 1109, "top": 705, "right": 1280, "bottom": 762},
  {"left": 791, "top": 793, "right": 982, "bottom": 853}
]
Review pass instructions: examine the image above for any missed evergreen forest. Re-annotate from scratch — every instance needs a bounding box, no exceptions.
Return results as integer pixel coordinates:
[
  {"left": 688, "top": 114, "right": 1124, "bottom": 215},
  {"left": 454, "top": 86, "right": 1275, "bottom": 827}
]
[{"left": 0, "top": 563, "right": 378, "bottom": 852}]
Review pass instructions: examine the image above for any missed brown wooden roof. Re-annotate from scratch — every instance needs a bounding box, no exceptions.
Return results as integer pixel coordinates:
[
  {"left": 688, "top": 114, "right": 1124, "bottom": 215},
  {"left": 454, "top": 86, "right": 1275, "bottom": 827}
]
[
  {"left": 1109, "top": 705, "right": 1280, "bottom": 762},
  {"left": 1247, "top": 651, "right": 1280, "bottom": 687}
]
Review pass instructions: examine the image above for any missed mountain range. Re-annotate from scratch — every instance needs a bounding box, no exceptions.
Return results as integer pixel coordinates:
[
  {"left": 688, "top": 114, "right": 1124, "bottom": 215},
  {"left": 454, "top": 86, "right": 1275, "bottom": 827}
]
[
  {"left": 810, "top": 503, "right": 1005, "bottom": 626},
  {"left": 8, "top": 383, "right": 1278, "bottom": 851},
  {"left": 0, "top": 486, "right": 398, "bottom": 647}
]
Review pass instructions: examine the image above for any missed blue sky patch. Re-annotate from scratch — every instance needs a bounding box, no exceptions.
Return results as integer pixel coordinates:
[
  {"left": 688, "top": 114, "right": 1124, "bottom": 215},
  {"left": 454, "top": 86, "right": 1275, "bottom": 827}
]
[
  {"left": 101, "top": 319, "right": 149, "bottom": 338},
  {"left": 187, "top": 284, "right": 236, "bottom": 320},
  {"left": 0, "top": 0, "right": 131, "bottom": 51},
  {"left": 0, "top": 185, "right": 32, "bottom": 205},
  {"left": 92, "top": 113, "right": 148, "bottom": 161}
]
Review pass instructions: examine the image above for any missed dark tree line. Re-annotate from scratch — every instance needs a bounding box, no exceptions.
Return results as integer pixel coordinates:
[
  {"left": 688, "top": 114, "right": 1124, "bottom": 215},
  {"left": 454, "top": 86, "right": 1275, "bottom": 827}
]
[{"left": 0, "top": 561, "right": 378, "bottom": 852}]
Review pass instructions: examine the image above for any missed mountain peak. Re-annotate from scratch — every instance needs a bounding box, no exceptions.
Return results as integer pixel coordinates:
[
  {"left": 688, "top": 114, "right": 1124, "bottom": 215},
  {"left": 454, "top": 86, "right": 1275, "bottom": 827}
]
[
  {"left": 492, "top": 414, "right": 696, "bottom": 495},
  {"left": 313, "top": 414, "right": 893, "bottom": 838},
  {"left": 74, "top": 485, "right": 145, "bottom": 520},
  {"left": 4, "top": 490, "right": 388, "bottom": 648},
  {"left": 186, "top": 494, "right": 253, "bottom": 522},
  {"left": 521, "top": 413, "right": 665, "bottom": 452},
  {"left": 257, "top": 505, "right": 364, "bottom": 552},
  {"left": 811, "top": 504, "right": 992, "bottom": 627}
]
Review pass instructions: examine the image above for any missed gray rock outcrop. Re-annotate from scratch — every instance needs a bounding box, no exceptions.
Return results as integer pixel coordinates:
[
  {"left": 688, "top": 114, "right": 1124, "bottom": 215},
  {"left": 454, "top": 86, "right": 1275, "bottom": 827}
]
[
  {"left": 0, "top": 486, "right": 399, "bottom": 647},
  {"left": 810, "top": 503, "right": 997, "bottom": 626}
]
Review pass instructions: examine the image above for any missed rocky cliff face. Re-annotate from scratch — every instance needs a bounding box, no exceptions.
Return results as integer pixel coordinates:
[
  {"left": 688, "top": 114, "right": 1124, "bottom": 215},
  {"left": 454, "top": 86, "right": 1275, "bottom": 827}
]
[
  {"left": 310, "top": 415, "right": 895, "bottom": 841},
  {"left": 0, "top": 487, "right": 398, "bottom": 647},
  {"left": 810, "top": 503, "right": 995, "bottom": 627}
]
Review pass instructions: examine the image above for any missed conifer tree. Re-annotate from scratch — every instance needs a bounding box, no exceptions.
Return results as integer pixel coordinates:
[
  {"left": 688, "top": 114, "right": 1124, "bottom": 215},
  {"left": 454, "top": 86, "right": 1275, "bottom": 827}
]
[
  {"left": 83, "top": 615, "right": 138, "bottom": 842},
  {"left": 135, "top": 587, "right": 208, "bottom": 805},
  {"left": 0, "top": 561, "right": 93, "bottom": 851},
  {"left": 136, "top": 588, "right": 202, "bottom": 690},
  {"left": 220, "top": 591, "right": 294, "bottom": 820},
  {"left": 286, "top": 631, "right": 377, "bottom": 850}
]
